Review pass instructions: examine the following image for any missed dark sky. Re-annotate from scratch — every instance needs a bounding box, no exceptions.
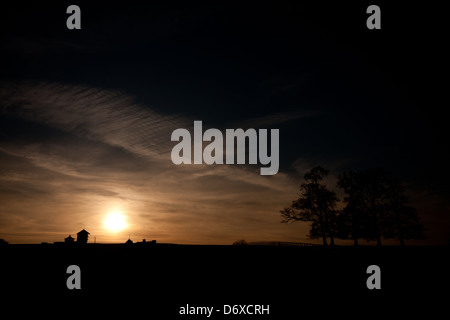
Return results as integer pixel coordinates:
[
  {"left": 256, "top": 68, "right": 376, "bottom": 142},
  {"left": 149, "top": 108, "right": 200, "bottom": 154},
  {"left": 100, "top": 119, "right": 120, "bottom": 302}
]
[{"left": 0, "top": 1, "right": 448, "bottom": 244}]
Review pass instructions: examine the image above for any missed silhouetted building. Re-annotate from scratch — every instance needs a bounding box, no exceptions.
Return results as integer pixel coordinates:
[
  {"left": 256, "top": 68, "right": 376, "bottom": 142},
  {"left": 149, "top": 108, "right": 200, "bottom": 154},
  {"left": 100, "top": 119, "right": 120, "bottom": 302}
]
[
  {"left": 65, "top": 235, "right": 75, "bottom": 244},
  {"left": 125, "top": 238, "right": 133, "bottom": 245},
  {"left": 77, "top": 229, "right": 90, "bottom": 244},
  {"left": 136, "top": 239, "right": 157, "bottom": 246}
]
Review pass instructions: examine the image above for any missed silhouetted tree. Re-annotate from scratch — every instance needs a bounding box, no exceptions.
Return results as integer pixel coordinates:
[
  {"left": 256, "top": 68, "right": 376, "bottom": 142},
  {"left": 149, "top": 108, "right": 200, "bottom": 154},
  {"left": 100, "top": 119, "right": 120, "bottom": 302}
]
[
  {"left": 335, "top": 205, "right": 364, "bottom": 246},
  {"left": 383, "top": 178, "right": 425, "bottom": 246},
  {"left": 338, "top": 171, "right": 371, "bottom": 245},
  {"left": 281, "top": 166, "right": 338, "bottom": 246},
  {"left": 337, "top": 168, "right": 391, "bottom": 246},
  {"left": 233, "top": 239, "right": 248, "bottom": 246},
  {"left": 337, "top": 168, "right": 424, "bottom": 246}
]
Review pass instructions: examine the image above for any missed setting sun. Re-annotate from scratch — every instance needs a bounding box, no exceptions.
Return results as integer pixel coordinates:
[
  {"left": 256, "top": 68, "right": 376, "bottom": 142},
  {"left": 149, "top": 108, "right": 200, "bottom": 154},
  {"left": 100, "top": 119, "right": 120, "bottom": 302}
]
[{"left": 104, "top": 212, "right": 127, "bottom": 232}]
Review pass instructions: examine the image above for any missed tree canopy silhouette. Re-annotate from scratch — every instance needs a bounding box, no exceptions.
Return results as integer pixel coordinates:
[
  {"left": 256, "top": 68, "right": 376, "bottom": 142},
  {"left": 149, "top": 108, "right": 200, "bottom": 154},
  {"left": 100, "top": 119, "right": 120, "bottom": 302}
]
[
  {"left": 281, "top": 166, "right": 425, "bottom": 246},
  {"left": 383, "top": 177, "right": 425, "bottom": 245},
  {"left": 337, "top": 168, "right": 425, "bottom": 246},
  {"left": 280, "top": 166, "right": 338, "bottom": 246}
]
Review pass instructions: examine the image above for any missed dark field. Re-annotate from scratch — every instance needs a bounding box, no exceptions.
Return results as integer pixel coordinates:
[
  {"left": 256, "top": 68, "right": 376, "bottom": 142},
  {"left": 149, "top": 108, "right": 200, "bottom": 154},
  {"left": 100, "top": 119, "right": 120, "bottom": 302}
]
[{"left": 1, "top": 244, "right": 447, "bottom": 318}]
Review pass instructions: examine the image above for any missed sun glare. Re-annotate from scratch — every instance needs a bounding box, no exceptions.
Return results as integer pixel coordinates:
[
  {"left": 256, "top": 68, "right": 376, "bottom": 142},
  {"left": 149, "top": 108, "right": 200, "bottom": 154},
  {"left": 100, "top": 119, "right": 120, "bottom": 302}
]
[{"left": 104, "top": 212, "right": 127, "bottom": 232}]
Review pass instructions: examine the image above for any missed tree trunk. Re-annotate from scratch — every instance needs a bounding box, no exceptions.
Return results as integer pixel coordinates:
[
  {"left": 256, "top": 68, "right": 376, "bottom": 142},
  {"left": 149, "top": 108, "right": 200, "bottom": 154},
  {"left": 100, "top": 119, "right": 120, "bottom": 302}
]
[
  {"left": 319, "top": 215, "right": 327, "bottom": 246},
  {"left": 353, "top": 238, "right": 359, "bottom": 246},
  {"left": 397, "top": 213, "right": 405, "bottom": 247},
  {"left": 376, "top": 235, "right": 382, "bottom": 246},
  {"left": 329, "top": 235, "right": 335, "bottom": 246}
]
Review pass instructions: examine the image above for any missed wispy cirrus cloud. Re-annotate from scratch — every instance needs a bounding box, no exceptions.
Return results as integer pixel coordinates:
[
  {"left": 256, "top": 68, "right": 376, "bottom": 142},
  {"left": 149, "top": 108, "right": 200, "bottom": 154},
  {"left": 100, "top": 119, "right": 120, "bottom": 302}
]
[
  {"left": 1, "top": 81, "right": 187, "bottom": 158},
  {"left": 0, "top": 81, "right": 307, "bottom": 244}
]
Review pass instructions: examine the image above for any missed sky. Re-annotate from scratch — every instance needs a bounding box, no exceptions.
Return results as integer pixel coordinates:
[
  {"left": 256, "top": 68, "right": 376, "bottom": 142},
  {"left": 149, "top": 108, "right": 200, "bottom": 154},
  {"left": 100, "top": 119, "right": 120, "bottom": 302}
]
[{"left": 0, "top": 1, "right": 448, "bottom": 244}]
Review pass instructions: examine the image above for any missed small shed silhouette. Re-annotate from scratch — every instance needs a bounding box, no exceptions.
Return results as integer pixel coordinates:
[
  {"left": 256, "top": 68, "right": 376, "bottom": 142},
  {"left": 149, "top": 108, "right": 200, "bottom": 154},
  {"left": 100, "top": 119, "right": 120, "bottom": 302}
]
[
  {"left": 77, "top": 229, "right": 90, "bottom": 244},
  {"left": 65, "top": 235, "right": 75, "bottom": 244}
]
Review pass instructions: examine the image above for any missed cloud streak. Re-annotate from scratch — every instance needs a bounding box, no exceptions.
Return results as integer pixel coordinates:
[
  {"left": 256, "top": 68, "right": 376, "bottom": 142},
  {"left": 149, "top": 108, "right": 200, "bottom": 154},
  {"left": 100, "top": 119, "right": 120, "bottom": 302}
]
[
  {"left": 237, "top": 109, "right": 319, "bottom": 128},
  {"left": 0, "top": 82, "right": 306, "bottom": 244},
  {"left": 1, "top": 82, "right": 186, "bottom": 158}
]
